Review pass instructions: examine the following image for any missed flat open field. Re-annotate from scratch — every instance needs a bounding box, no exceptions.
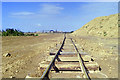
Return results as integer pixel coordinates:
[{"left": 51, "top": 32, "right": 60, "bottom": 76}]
[
  {"left": 2, "top": 33, "right": 118, "bottom": 78},
  {"left": 2, "top": 34, "right": 63, "bottom": 78}
]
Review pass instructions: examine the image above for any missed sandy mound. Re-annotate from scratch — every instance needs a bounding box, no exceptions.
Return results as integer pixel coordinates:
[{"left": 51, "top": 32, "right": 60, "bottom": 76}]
[{"left": 73, "top": 14, "right": 118, "bottom": 38}]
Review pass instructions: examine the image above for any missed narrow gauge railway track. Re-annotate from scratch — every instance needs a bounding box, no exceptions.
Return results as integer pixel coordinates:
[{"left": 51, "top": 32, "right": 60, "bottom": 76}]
[
  {"left": 26, "top": 34, "right": 107, "bottom": 79},
  {"left": 40, "top": 34, "right": 90, "bottom": 80}
]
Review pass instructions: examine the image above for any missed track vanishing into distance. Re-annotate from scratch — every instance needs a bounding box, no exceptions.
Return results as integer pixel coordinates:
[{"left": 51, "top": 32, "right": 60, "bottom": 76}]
[{"left": 26, "top": 34, "right": 108, "bottom": 79}]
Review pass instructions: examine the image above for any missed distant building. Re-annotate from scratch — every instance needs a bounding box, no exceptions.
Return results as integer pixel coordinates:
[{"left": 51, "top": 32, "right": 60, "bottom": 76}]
[
  {"left": 50, "top": 30, "right": 54, "bottom": 33},
  {"left": 41, "top": 30, "right": 64, "bottom": 33}
]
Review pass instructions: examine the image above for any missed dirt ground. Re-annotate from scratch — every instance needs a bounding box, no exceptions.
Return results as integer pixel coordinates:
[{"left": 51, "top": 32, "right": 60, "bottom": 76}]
[
  {"left": 2, "top": 33, "right": 63, "bottom": 78},
  {"left": 71, "top": 35, "right": 118, "bottom": 78},
  {"left": 1, "top": 33, "right": 118, "bottom": 78}
]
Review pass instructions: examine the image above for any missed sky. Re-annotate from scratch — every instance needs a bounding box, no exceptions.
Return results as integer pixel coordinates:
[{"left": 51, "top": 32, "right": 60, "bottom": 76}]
[{"left": 2, "top": 2, "right": 118, "bottom": 32}]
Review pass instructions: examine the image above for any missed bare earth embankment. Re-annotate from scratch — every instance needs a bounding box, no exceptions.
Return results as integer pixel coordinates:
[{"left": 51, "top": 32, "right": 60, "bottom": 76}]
[
  {"left": 2, "top": 34, "right": 63, "bottom": 78},
  {"left": 72, "top": 14, "right": 118, "bottom": 78}
]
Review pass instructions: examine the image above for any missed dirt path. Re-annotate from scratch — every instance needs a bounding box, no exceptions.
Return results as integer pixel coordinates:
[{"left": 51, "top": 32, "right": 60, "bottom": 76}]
[{"left": 2, "top": 34, "right": 63, "bottom": 78}]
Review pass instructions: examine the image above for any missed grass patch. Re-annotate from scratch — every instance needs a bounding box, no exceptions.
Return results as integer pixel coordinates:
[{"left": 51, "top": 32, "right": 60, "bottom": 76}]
[
  {"left": 103, "top": 32, "right": 107, "bottom": 36},
  {"left": 100, "top": 26, "right": 103, "bottom": 28}
]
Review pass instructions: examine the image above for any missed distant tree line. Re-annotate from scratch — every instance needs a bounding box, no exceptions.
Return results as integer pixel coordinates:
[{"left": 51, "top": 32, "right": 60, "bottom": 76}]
[{"left": 1, "top": 28, "right": 38, "bottom": 36}]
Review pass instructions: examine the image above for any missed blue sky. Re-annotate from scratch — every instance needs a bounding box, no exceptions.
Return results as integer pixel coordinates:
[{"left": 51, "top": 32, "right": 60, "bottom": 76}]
[{"left": 2, "top": 2, "right": 118, "bottom": 32}]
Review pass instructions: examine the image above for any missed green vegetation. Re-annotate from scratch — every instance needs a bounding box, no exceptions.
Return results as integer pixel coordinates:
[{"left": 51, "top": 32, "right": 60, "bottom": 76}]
[
  {"left": 2, "top": 28, "right": 37, "bottom": 36},
  {"left": 118, "top": 24, "right": 120, "bottom": 27},
  {"left": 24, "top": 33, "right": 34, "bottom": 36},
  {"left": 85, "top": 25, "right": 89, "bottom": 28},
  {"left": 110, "top": 27, "right": 112, "bottom": 29},
  {"left": 35, "top": 34, "right": 38, "bottom": 36},
  {"left": 0, "top": 31, "right": 2, "bottom": 36},
  {"left": 100, "top": 26, "right": 103, "bottom": 28},
  {"left": 103, "top": 32, "right": 107, "bottom": 36},
  {"left": 2, "top": 29, "right": 24, "bottom": 36}
]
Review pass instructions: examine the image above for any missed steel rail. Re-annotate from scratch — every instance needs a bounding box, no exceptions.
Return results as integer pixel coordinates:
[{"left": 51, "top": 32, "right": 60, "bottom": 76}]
[
  {"left": 40, "top": 34, "right": 66, "bottom": 80},
  {"left": 70, "top": 38, "right": 91, "bottom": 80}
]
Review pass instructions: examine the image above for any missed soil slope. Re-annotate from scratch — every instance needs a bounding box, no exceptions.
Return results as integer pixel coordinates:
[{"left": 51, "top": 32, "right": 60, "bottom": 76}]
[
  {"left": 73, "top": 14, "right": 118, "bottom": 38},
  {"left": 71, "top": 14, "right": 118, "bottom": 78}
]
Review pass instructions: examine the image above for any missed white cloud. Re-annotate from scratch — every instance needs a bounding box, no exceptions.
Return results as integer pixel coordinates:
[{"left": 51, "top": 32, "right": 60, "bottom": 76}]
[
  {"left": 10, "top": 4, "right": 64, "bottom": 18},
  {"left": 40, "top": 4, "right": 64, "bottom": 14},
  {"left": 11, "top": 12, "right": 35, "bottom": 16}
]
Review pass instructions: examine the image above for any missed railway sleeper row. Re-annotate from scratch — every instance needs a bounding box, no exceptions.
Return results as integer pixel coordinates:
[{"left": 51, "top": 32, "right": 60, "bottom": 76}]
[
  {"left": 39, "top": 55, "right": 107, "bottom": 78},
  {"left": 39, "top": 42, "right": 107, "bottom": 78},
  {"left": 26, "top": 36, "right": 107, "bottom": 79}
]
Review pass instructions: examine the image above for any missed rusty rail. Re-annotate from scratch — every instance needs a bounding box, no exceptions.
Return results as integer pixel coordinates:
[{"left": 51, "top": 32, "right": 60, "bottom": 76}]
[
  {"left": 40, "top": 34, "right": 66, "bottom": 80},
  {"left": 40, "top": 34, "right": 90, "bottom": 80},
  {"left": 70, "top": 38, "right": 91, "bottom": 80}
]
